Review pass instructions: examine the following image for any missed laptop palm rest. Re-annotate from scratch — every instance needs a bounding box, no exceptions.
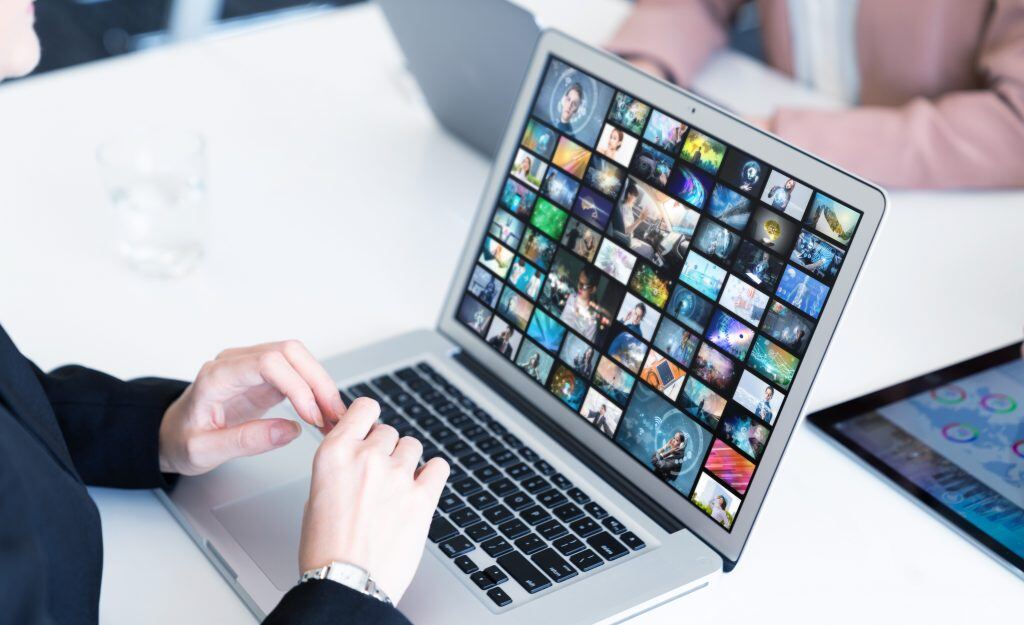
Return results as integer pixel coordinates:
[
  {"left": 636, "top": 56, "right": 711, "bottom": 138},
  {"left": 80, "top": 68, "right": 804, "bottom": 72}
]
[{"left": 212, "top": 478, "right": 309, "bottom": 592}]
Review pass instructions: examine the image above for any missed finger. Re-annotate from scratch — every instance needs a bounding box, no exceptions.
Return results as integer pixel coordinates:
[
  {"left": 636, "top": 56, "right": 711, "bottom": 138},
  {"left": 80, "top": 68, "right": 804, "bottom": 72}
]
[
  {"left": 415, "top": 457, "right": 450, "bottom": 496},
  {"left": 391, "top": 436, "right": 423, "bottom": 467},
  {"left": 277, "top": 340, "right": 347, "bottom": 423},
  {"left": 363, "top": 423, "right": 399, "bottom": 454},
  {"left": 253, "top": 351, "right": 325, "bottom": 427},
  {"left": 188, "top": 418, "right": 301, "bottom": 472},
  {"left": 326, "top": 397, "right": 380, "bottom": 442}
]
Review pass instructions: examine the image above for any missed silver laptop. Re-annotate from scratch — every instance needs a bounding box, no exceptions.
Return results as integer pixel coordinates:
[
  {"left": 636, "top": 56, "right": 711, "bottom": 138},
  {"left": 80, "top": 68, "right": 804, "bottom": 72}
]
[
  {"left": 159, "top": 29, "right": 886, "bottom": 624},
  {"left": 376, "top": 0, "right": 540, "bottom": 157}
]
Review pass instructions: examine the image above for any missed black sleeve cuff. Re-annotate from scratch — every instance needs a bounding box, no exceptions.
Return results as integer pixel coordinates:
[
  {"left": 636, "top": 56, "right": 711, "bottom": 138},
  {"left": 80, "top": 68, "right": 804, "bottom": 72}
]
[{"left": 264, "top": 580, "right": 413, "bottom": 625}]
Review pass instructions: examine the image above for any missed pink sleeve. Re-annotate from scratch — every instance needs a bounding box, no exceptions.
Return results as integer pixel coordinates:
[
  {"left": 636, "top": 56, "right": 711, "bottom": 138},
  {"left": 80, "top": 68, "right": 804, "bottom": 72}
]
[
  {"left": 606, "top": 0, "right": 745, "bottom": 87},
  {"left": 770, "top": 2, "right": 1024, "bottom": 190}
]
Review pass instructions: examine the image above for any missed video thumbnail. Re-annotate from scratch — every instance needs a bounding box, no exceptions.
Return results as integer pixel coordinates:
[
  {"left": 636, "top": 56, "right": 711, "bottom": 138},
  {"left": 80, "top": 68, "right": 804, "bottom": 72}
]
[
  {"left": 614, "top": 384, "right": 712, "bottom": 497},
  {"left": 583, "top": 154, "right": 627, "bottom": 198},
  {"left": 631, "top": 143, "right": 674, "bottom": 187},
  {"left": 790, "top": 229, "right": 845, "bottom": 282},
  {"left": 548, "top": 363, "right": 588, "bottom": 411},
  {"left": 803, "top": 192, "right": 861, "bottom": 246},
  {"left": 776, "top": 265, "right": 829, "bottom": 319},
  {"left": 640, "top": 350, "right": 687, "bottom": 400},
  {"left": 571, "top": 185, "right": 614, "bottom": 231},
  {"left": 511, "top": 147, "right": 547, "bottom": 189},
  {"left": 679, "top": 129, "right": 726, "bottom": 174},
  {"left": 552, "top": 135, "right": 593, "bottom": 179},
  {"left": 489, "top": 209, "right": 525, "bottom": 250},
  {"left": 609, "top": 177, "right": 698, "bottom": 275},
  {"left": 508, "top": 256, "right": 544, "bottom": 301},
  {"left": 718, "top": 273, "right": 770, "bottom": 326},
  {"left": 560, "top": 331, "right": 599, "bottom": 379},
  {"left": 643, "top": 109, "right": 687, "bottom": 155},
  {"left": 679, "top": 252, "right": 728, "bottom": 301},
  {"left": 579, "top": 387, "right": 623, "bottom": 437},
  {"left": 561, "top": 217, "right": 602, "bottom": 262},
  {"left": 607, "top": 91, "right": 651, "bottom": 135},
  {"left": 500, "top": 177, "right": 537, "bottom": 220},
  {"left": 607, "top": 326, "right": 648, "bottom": 373},
  {"left": 679, "top": 376, "right": 727, "bottom": 430},
  {"left": 457, "top": 293, "right": 492, "bottom": 336},
  {"left": 516, "top": 339, "right": 554, "bottom": 384},
  {"left": 526, "top": 308, "right": 567, "bottom": 353},
  {"left": 666, "top": 163, "right": 715, "bottom": 209},
  {"left": 733, "top": 369, "right": 785, "bottom": 426},
  {"left": 691, "top": 218, "right": 742, "bottom": 263},
  {"left": 628, "top": 262, "right": 672, "bottom": 309},
  {"left": 538, "top": 249, "right": 622, "bottom": 343},
  {"left": 691, "top": 472, "right": 741, "bottom": 529},
  {"left": 468, "top": 264, "right": 501, "bottom": 308},
  {"left": 652, "top": 317, "right": 700, "bottom": 368},
  {"left": 479, "top": 236, "right": 515, "bottom": 278},
  {"left": 760, "top": 170, "right": 811, "bottom": 220},
  {"left": 719, "top": 403, "right": 771, "bottom": 460},
  {"left": 666, "top": 283, "right": 715, "bottom": 333},
  {"left": 760, "top": 300, "right": 813, "bottom": 356},
  {"left": 718, "top": 149, "right": 765, "bottom": 196},
  {"left": 707, "top": 184, "right": 753, "bottom": 230},
  {"left": 731, "top": 240, "right": 785, "bottom": 291},
  {"left": 617, "top": 291, "right": 660, "bottom": 341},
  {"left": 531, "top": 58, "right": 615, "bottom": 148},
  {"left": 592, "top": 355, "right": 635, "bottom": 405},
  {"left": 541, "top": 167, "right": 580, "bottom": 209},
  {"left": 530, "top": 197, "right": 569, "bottom": 241},
  {"left": 594, "top": 238, "right": 637, "bottom": 285},
  {"left": 521, "top": 118, "right": 557, "bottom": 159},
  {"left": 748, "top": 335, "right": 799, "bottom": 390},
  {"left": 705, "top": 309, "right": 754, "bottom": 361},
  {"left": 485, "top": 316, "right": 523, "bottom": 360},
  {"left": 690, "top": 342, "right": 737, "bottom": 392},
  {"left": 703, "top": 439, "right": 755, "bottom": 495},
  {"left": 596, "top": 123, "right": 638, "bottom": 167},
  {"left": 497, "top": 285, "right": 534, "bottom": 331},
  {"left": 746, "top": 205, "right": 799, "bottom": 252},
  {"left": 519, "top": 228, "right": 557, "bottom": 270}
]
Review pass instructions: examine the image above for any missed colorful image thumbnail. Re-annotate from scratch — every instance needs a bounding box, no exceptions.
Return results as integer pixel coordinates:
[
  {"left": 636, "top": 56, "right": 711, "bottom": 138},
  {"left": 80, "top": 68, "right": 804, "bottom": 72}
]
[
  {"left": 617, "top": 291, "right": 660, "bottom": 340},
  {"left": 548, "top": 363, "right": 588, "bottom": 410},
  {"left": 511, "top": 147, "right": 547, "bottom": 189},
  {"left": 530, "top": 197, "right": 569, "bottom": 240},
  {"left": 489, "top": 209, "right": 525, "bottom": 250},
  {"left": 479, "top": 236, "right": 514, "bottom": 278},
  {"left": 692, "top": 218, "right": 742, "bottom": 263},
  {"left": 679, "top": 252, "right": 728, "bottom": 301},
  {"left": 703, "top": 439, "right": 755, "bottom": 495},
  {"left": 519, "top": 228, "right": 557, "bottom": 270},
  {"left": 804, "top": 192, "right": 861, "bottom": 246},
  {"left": 526, "top": 308, "right": 567, "bottom": 353},
  {"left": 607, "top": 91, "right": 651, "bottom": 135},
  {"left": 719, "top": 149, "right": 765, "bottom": 196},
  {"left": 500, "top": 177, "right": 537, "bottom": 220},
  {"left": 571, "top": 185, "right": 614, "bottom": 231},
  {"left": 666, "top": 283, "right": 715, "bottom": 333},
  {"left": 643, "top": 109, "right": 687, "bottom": 154},
  {"left": 746, "top": 205, "right": 799, "bottom": 252},
  {"left": 652, "top": 317, "right": 700, "bottom": 368},
  {"left": 521, "top": 118, "right": 557, "bottom": 159},
  {"left": 595, "top": 238, "right": 638, "bottom": 285},
  {"left": 631, "top": 143, "right": 674, "bottom": 187},
  {"left": 457, "top": 294, "right": 492, "bottom": 336},
  {"left": 580, "top": 387, "right": 623, "bottom": 437},
  {"left": 719, "top": 403, "right": 771, "bottom": 460},
  {"left": 615, "top": 384, "right": 712, "bottom": 496},
  {"left": 497, "top": 285, "right": 533, "bottom": 331},
  {"left": 596, "top": 123, "right": 638, "bottom": 167},
  {"left": 560, "top": 331, "right": 598, "bottom": 379},
  {"left": 552, "top": 135, "right": 593, "bottom": 179},
  {"left": 592, "top": 356, "right": 635, "bottom": 405},
  {"left": 705, "top": 309, "right": 754, "bottom": 361},
  {"left": 607, "top": 327, "right": 648, "bottom": 373},
  {"left": 508, "top": 256, "right": 544, "bottom": 301},
  {"left": 468, "top": 264, "right": 501, "bottom": 307},
  {"left": 718, "top": 274, "right": 769, "bottom": 326},
  {"left": 541, "top": 167, "right": 580, "bottom": 209},
  {"left": 539, "top": 249, "right": 621, "bottom": 343},
  {"left": 708, "top": 184, "right": 752, "bottom": 230},
  {"left": 561, "top": 217, "right": 602, "bottom": 262},
  {"left": 776, "top": 265, "right": 829, "bottom": 319},
  {"left": 485, "top": 316, "right": 523, "bottom": 360},
  {"left": 731, "top": 240, "right": 785, "bottom": 290},
  {"left": 628, "top": 262, "right": 672, "bottom": 309},
  {"left": 610, "top": 177, "right": 698, "bottom": 275},
  {"left": 691, "top": 472, "right": 741, "bottom": 529},
  {"left": 583, "top": 154, "right": 627, "bottom": 198},
  {"left": 516, "top": 339, "right": 554, "bottom": 384},
  {"left": 530, "top": 58, "right": 615, "bottom": 147},
  {"left": 679, "top": 376, "right": 727, "bottom": 430},
  {"left": 748, "top": 335, "right": 799, "bottom": 390},
  {"left": 760, "top": 301, "right": 813, "bottom": 356},
  {"left": 733, "top": 370, "right": 784, "bottom": 426},
  {"left": 666, "top": 163, "right": 715, "bottom": 209},
  {"left": 679, "top": 129, "right": 726, "bottom": 174},
  {"left": 761, "top": 170, "right": 812, "bottom": 220},
  {"left": 640, "top": 350, "right": 687, "bottom": 400},
  {"left": 790, "top": 229, "right": 845, "bottom": 282},
  {"left": 690, "top": 342, "right": 737, "bottom": 392}
]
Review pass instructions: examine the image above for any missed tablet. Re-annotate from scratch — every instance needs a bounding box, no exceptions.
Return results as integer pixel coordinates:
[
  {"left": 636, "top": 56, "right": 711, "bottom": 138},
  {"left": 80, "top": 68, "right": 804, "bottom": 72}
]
[{"left": 808, "top": 342, "right": 1024, "bottom": 579}]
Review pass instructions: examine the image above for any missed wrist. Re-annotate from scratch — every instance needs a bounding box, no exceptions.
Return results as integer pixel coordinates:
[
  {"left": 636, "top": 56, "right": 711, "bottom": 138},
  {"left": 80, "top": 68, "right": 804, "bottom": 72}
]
[
  {"left": 300, "top": 561, "right": 393, "bottom": 606},
  {"left": 158, "top": 385, "right": 193, "bottom": 474}
]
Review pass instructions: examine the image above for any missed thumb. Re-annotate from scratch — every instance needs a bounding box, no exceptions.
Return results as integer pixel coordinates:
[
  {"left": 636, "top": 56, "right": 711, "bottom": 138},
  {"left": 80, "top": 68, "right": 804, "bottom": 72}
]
[{"left": 193, "top": 418, "right": 302, "bottom": 469}]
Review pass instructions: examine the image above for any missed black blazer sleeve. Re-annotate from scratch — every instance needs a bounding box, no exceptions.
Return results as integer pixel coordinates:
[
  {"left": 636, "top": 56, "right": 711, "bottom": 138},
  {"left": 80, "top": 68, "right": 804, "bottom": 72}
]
[
  {"left": 30, "top": 363, "right": 188, "bottom": 489},
  {"left": 263, "top": 581, "right": 413, "bottom": 625}
]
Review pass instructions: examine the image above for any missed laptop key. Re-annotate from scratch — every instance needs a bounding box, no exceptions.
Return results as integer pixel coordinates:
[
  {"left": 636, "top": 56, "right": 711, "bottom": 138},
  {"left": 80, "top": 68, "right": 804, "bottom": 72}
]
[
  {"left": 429, "top": 426, "right": 457, "bottom": 444},
  {"left": 462, "top": 424, "right": 488, "bottom": 440},
  {"left": 530, "top": 548, "right": 578, "bottom": 583},
  {"left": 602, "top": 517, "right": 627, "bottom": 535},
  {"left": 569, "top": 549, "right": 604, "bottom": 572},
  {"left": 502, "top": 433, "right": 524, "bottom": 449},
  {"left": 583, "top": 501, "right": 608, "bottom": 520},
  {"left": 620, "top": 532, "right": 646, "bottom": 551},
  {"left": 491, "top": 450, "right": 518, "bottom": 466},
  {"left": 481, "top": 536, "right": 515, "bottom": 558},
  {"left": 450, "top": 508, "right": 481, "bottom": 528},
  {"left": 445, "top": 440, "right": 472, "bottom": 456},
  {"left": 537, "top": 489, "right": 568, "bottom": 509},
  {"left": 496, "top": 552, "right": 552, "bottom": 594},
  {"left": 550, "top": 473, "right": 573, "bottom": 490},
  {"left": 448, "top": 412, "right": 472, "bottom": 429},
  {"left": 488, "top": 478, "right": 518, "bottom": 498},
  {"left": 390, "top": 392, "right": 416, "bottom": 406},
  {"left": 520, "top": 505, "right": 551, "bottom": 526},
  {"left": 552, "top": 503, "right": 584, "bottom": 523},
  {"left": 395, "top": 367, "right": 421, "bottom": 382},
  {"left": 570, "top": 517, "right": 601, "bottom": 538},
  {"left": 487, "top": 421, "right": 508, "bottom": 435},
  {"left": 552, "top": 534, "right": 585, "bottom": 556},
  {"left": 454, "top": 555, "right": 478, "bottom": 574},
  {"left": 371, "top": 374, "right": 402, "bottom": 394},
  {"left": 459, "top": 453, "right": 487, "bottom": 470},
  {"left": 484, "top": 565, "right": 508, "bottom": 585},
  {"left": 416, "top": 362, "right": 435, "bottom": 375},
  {"left": 473, "top": 465, "right": 502, "bottom": 484},
  {"left": 486, "top": 587, "right": 513, "bottom": 607},
  {"left": 498, "top": 519, "right": 530, "bottom": 540},
  {"left": 537, "top": 520, "right": 568, "bottom": 541},
  {"left": 476, "top": 437, "right": 504, "bottom": 454},
  {"left": 467, "top": 491, "right": 498, "bottom": 510},
  {"left": 514, "top": 533, "right": 546, "bottom": 556},
  {"left": 438, "top": 492, "right": 465, "bottom": 513},
  {"left": 428, "top": 516, "right": 459, "bottom": 543},
  {"left": 470, "top": 571, "right": 495, "bottom": 590},
  {"left": 507, "top": 463, "right": 535, "bottom": 481},
  {"left": 522, "top": 476, "right": 550, "bottom": 494},
  {"left": 402, "top": 402, "right": 429, "bottom": 420},
  {"left": 439, "top": 535, "right": 475, "bottom": 558},
  {"left": 452, "top": 477, "right": 482, "bottom": 496},
  {"left": 482, "top": 504, "right": 514, "bottom": 525},
  {"left": 417, "top": 415, "right": 442, "bottom": 430},
  {"left": 534, "top": 460, "right": 556, "bottom": 476},
  {"left": 503, "top": 491, "right": 532, "bottom": 511},
  {"left": 586, "top": 531, "right": 629, "bottom": 561},
  {"left": 519, "top": 446, "right": 539, "bottom": 462},
  {"left": 566, "top": 487, "right": 590, "bottom": 504},
  {"left": 465, "top": 522, "right": 496, "bottom": 543}
]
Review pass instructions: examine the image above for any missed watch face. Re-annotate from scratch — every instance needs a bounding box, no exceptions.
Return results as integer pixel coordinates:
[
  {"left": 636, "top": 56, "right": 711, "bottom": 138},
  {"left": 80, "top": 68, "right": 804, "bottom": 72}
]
[{"left": 328, "top": 562, "right": 371, "bottom": 589}]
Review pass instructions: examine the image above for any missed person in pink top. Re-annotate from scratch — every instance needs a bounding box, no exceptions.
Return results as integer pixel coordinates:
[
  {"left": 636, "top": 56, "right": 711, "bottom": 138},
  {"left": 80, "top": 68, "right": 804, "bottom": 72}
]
[{"left": 608, "top": 0, "right": 1024, "bottom": 189}]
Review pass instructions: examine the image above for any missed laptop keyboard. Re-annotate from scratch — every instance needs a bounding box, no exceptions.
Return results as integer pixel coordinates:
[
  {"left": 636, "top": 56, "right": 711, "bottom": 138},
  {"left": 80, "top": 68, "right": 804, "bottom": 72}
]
[{"left": 338, "top": 361, "right": 647, "bottom": 609}]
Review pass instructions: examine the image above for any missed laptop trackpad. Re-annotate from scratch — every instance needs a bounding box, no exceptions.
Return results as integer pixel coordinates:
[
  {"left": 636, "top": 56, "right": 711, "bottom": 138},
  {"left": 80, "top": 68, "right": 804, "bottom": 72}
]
[{"left": 212, "top": 478, "right": 309, "bottom": 592}]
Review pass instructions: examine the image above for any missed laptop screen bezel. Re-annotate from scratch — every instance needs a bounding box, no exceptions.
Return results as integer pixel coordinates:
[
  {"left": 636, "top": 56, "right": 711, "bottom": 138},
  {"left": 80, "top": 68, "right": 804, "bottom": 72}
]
[{"left": 436, "top": 29, "right": 887, "bottom": 565}]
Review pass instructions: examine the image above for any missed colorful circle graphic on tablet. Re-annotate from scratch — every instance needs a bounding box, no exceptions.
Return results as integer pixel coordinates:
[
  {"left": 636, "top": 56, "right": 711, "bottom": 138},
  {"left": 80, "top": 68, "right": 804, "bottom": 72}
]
[
  {"left": 930, "top": 385, "right": 966, "bottom": 404},
  {"left": 980, "top": 393, "right": 1017, "bottom": 413},
  {"left": 941, "top": 423, "right": 979, "bottom": 443},
  {"left": 1013, "top": 440, "right": 1024, "bottom": 459}
]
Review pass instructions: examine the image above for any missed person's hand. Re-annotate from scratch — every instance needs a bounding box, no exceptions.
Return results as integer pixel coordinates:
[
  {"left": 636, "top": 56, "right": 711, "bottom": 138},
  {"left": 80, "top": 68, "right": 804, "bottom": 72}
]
[
  {"left": 159, "top": 340, "right": 345, "bottom": 476},
  {"left": 299, "top": 398, "right": 449, "bottom": 603}
]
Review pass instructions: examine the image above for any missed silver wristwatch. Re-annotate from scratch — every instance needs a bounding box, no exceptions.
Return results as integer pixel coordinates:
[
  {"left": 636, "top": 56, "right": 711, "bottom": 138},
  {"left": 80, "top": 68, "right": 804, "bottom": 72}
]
[{"left": 299, "top": 561, "right": 393, "bottom": 606}]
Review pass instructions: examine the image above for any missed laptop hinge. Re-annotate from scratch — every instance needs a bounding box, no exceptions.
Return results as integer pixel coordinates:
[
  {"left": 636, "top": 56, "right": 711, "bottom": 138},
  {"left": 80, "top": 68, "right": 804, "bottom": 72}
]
[{"left": 452, "top": 350, "right": 684, "bottom": 535}]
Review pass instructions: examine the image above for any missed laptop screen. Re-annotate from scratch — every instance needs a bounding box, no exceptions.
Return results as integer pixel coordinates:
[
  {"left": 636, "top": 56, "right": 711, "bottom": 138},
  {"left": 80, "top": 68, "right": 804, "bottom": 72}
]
[{"left": 454, "top": 56, "right": 863, "bottom": 533}]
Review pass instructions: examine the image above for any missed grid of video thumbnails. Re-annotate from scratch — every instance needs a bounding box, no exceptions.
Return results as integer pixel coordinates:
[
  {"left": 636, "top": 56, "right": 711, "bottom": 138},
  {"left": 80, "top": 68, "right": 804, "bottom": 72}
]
[{"left": 456, "top": 57, "right": 862, "bottom": 531}]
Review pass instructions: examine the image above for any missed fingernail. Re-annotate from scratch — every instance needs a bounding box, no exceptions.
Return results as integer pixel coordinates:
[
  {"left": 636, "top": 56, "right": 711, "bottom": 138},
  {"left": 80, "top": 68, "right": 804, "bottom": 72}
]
[
  {"left": 308, "top": 401, "right": 324, "bottom": 428},
  {"left": 271, "top": 421, "right": 300, "bottom": 445}
]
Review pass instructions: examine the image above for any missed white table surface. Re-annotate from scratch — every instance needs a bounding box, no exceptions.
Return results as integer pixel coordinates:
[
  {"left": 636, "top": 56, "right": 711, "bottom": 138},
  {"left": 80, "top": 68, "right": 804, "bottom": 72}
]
[{"left": 0, "top": 2, "right": 1020, "bottom": 623}]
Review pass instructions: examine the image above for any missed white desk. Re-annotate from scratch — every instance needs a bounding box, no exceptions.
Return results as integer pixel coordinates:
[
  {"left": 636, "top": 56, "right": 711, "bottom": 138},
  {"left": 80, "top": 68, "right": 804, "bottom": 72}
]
[{"left": 0, "top": 2, "right": 1020, "bottom": 623}]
